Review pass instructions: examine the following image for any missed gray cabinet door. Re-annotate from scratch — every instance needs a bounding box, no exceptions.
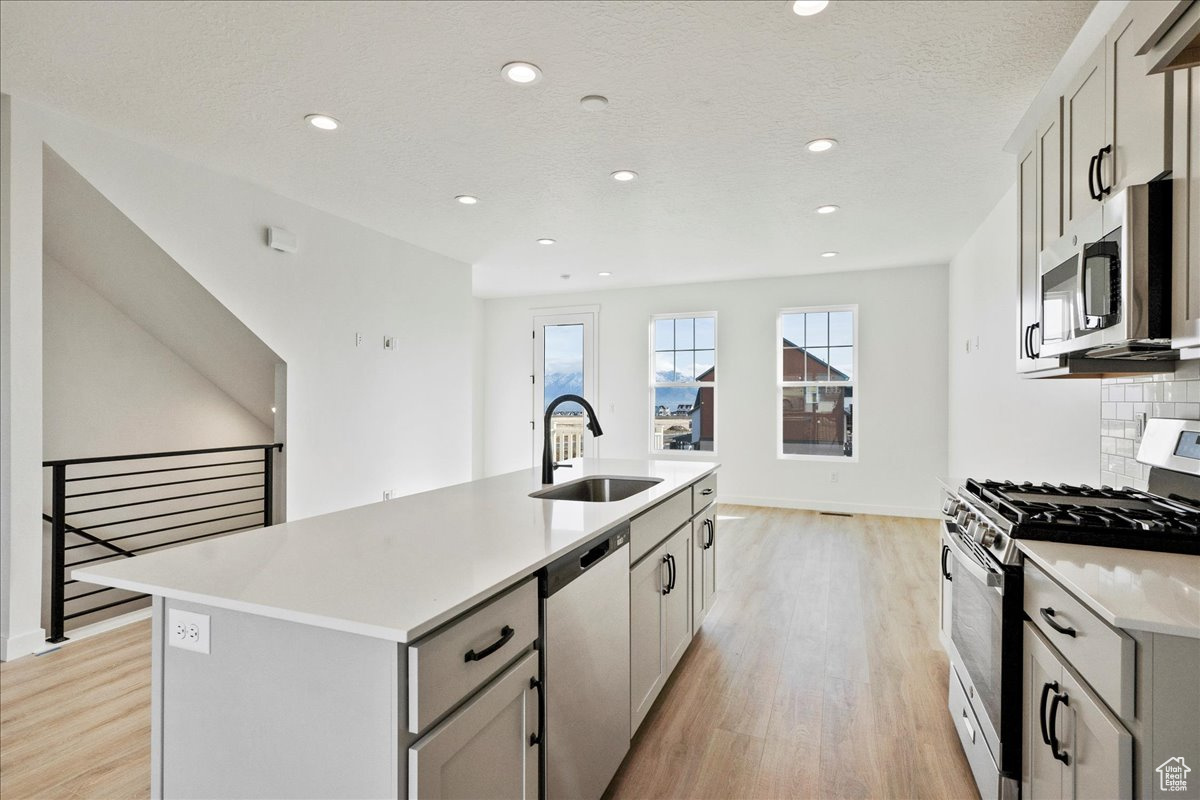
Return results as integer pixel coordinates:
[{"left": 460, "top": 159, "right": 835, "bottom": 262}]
[
  {"left": 1023, "top": 623, "right": 1065, "bottom": 800},
  {"left": 408, "top": 650, "right": 539, "bottom": 800},
  {"left": 938, "top": 528, "right": 953, "bottom": 648},
  {"left": 1060, "top": 666, "right": 1133, "bottom": 800},
  {"left": 664, "top": 524, "right": 693, "bottom": 674},
  {"left": 1105, "top": 4, "right": 1173, "bottom": 194},
  {"left": 1063, "top": 44, "right": 1107, "bottom": 234},
  {"left": 1173, "top": 67, "right": 1200, "bottom": 349},
  {"left": 692, "top": 508, "right": 716, "bottom": 633},
  {"left": 630, "top": 543, "right": 668, "bottom": 735}
]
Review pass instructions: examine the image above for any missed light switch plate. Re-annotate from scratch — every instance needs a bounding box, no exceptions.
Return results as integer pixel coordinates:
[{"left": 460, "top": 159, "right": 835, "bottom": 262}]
[{"left": 168, "top": 608, "right": 210, "bottom": 654}]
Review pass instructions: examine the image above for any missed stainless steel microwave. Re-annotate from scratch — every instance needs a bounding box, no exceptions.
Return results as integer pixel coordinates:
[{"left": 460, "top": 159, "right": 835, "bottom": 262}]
[{"left": 1038, "top": 182, "right": 1173, "bottom": 359}]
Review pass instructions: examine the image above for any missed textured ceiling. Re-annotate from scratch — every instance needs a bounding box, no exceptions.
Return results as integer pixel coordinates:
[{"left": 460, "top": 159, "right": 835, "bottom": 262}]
[{"left": 1, "top": 0, "right": 1095, "bottom": 297}]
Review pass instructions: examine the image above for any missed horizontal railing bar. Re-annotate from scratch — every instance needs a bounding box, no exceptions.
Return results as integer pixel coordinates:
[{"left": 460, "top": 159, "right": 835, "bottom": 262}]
[
  {"left": 66, "top": 471, "right": 265, "bottom": 499},
  {"left": 44, "top": 442, "right": 282, "bottom": 468},
  {"left": 66, "top": 458, "right": 265, "bottom": 483},
  {"left": 66, "top": 523, "right": 261, "bottom": 567},
  {"left": 64, "top": 593, "right": 149, "bottom": 620},
  {"left": 64, "top": 510, "right": 264, "bottom": 550},
  {"left": 69, "top": 484, "right": 263, "bottom": 516},
  {"left": 65, "top": 585, "right": 119, "bottom": 602},
  {"left": 62, "top": 498, "right": 264, "bottom": 532},
  {"left": 43, "top": 514, "right": 136, "bottom": 558}
]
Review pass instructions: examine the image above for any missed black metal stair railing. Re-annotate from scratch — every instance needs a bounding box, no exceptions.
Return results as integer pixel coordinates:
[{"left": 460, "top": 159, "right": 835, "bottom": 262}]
[{"left": 43, "top": 442, "right": 283, "bottom": 643}]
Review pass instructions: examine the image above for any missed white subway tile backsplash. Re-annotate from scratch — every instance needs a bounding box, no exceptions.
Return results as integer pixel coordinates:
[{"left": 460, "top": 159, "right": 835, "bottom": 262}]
[{"left": 1100, "top": 367, "right": 1200, "bottom": 490}]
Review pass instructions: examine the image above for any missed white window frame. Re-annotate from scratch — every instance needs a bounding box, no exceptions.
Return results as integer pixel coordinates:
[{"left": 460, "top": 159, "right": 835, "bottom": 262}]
[
  {"left": 533, "top": 306, "right": 598, "bottom": 466},
  {"left": 649, "top": 311, "right": 718, "bottom": 457},
  {"left": 777, "top": 304, "right": 859, "bottom": 463}
]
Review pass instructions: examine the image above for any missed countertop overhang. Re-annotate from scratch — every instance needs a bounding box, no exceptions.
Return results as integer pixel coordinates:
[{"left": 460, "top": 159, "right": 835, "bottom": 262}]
[{"left": 75, "top": 458, "right": 718, "bottom": 643}]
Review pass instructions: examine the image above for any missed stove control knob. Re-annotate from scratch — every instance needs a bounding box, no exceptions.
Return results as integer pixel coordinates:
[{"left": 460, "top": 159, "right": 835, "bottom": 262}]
[
  {"left": 966, "top": 519, "right": 980, "bottom": 539},
  {"left": 942, "top": 497, "right": 959, "bottom": 517},
  {"left": 977, "top": 526, "right": 998, "bottom": 547},
  {"left": 956, "top": 508, "right": 971, "bottom": 528}
]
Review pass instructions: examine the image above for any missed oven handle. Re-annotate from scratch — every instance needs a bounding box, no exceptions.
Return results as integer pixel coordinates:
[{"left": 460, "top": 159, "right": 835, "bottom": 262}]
[{"left": 941, "top": 521, "right": 1002, "bottom": 592}]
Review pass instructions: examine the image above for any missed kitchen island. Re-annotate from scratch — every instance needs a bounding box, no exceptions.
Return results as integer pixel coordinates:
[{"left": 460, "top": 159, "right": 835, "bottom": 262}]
[{"left": 76, "top": 457, "right": 719, "bottom": 799}]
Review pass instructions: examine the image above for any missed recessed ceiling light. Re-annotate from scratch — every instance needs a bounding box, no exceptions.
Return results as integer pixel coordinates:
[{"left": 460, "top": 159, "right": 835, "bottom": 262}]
[
  {"left": 611, "top": 170, "right": 638, "bottom": 182},
  {"left": 537, "top": 238, "right": 556, "bottom": 245},
  {"left": 455, "top": 195, "right": 478, "bottom": 205},
  {"left": 806, "top": 138, "right": 837, "bottom": 152},
  {"left": 821, "top": 251, "right": 839, "bottom": 258},
  {"left": 501, "top": 62, "right": 542, "bottom": 84},
  {"left": 580, "top": 95, "right": 609, "bottom": 110},
  {"left": 792, "top": 0, "right": 830, "bottom": 16},
  {"left": 598, "top": 271, "right": 613, "bottom": 277},
  {"left": 305, "top": 114, "right": 340, "bottom": 131},
  {"left": 816, "top": 204, "right": 840, "bottom": 214}
]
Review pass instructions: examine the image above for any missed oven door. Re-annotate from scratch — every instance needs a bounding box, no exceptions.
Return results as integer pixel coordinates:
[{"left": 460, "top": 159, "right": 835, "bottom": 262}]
[{"left": 943, "top": 520, "right": 1008, "bottom": 764}]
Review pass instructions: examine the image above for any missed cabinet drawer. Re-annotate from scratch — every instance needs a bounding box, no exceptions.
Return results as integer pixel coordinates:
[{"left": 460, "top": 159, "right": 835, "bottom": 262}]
[
  {"left": 408, "top": 578, "right": 538, "bottom": 734},
  {"left": 1024, "top": 562, "right": 1134, "bottom": 719},
  {"left": 630, "top": 489, "right": 691, "bottom": 564},
  {"left": 692, "top": 473, "right": 718, "bottom": 515}
]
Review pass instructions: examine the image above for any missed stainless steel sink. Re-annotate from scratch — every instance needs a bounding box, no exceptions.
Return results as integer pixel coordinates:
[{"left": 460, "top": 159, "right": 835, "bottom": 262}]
[{"left": 530, "top": 475, "right": 663, "bottom": 502}]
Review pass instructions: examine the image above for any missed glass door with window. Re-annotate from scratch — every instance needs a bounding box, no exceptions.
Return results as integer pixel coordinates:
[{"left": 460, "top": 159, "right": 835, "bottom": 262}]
[{"left": 533, "top": 311, "right": 596, "bottom": 467}]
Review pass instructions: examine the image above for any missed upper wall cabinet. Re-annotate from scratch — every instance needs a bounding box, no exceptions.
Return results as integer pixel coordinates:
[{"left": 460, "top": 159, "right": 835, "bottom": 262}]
[
  {"left": 1173, "top": 66, "right": 1199, "bottom": 352},
  {"left": 1063, "top": 4, "right": 1174, "bottom": 239}
]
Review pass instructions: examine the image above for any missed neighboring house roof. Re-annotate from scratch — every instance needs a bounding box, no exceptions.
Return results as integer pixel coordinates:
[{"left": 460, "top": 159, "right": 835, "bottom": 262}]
[{"left": 781, "top": 337, "right": 850, "bottom": 381}]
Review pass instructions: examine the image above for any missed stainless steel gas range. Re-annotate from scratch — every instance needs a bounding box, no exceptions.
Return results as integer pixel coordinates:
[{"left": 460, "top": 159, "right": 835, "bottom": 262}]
[{"left": 939, "top": 419, "right": 1200, "bottom": 800}]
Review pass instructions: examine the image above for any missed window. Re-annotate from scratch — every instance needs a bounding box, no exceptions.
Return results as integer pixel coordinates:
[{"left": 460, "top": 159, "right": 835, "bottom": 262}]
[
  {"left": 651, "top": 314, "right": 716, "bottom": 453},
  {"left": 778, "top": 307, "right": 856, "bottom": 459}
]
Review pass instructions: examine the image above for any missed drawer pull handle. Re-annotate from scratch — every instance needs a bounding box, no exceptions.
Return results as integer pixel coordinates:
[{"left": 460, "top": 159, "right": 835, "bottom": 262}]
[
  {"left": 1039, "top": 607, "right": 1077, "bottom": 637},
  {"left": 700, "top": 488, "right": 714, "bottom": 496},
  {"left": 703, "top": 518, "right": 715, "bottom": 550},
  {"left": 464, "top": 625, "right": 515, "bottom": 662},
  {"left": 529, "top": 732, "right": 541, "bottom": 747}
]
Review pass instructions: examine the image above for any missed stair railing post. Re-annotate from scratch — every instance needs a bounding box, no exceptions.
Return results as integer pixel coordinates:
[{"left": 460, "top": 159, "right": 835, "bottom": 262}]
[
  {"left": 263, "top": 445, "right": 275, "bottom": 528},
  {"left": 49, "top": 464, "right": 68, "bottom": 643}
]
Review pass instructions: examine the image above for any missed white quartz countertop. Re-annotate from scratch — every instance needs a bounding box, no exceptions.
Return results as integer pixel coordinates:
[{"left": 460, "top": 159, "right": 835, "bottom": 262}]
[
  {"left": 76, "top": 458, "right": 717, "bottom": 643},
  {"left": 1019, "top": 540, "right": 1200, "bottom": 638}
]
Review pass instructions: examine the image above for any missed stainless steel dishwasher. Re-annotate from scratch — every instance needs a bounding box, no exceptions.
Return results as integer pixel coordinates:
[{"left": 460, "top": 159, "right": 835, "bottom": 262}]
[{"left": 540, "top": 523, "right": 631, "bottom": 800}]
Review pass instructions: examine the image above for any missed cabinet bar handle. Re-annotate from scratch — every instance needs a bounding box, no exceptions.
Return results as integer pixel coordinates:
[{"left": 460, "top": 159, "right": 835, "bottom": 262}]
[
  {"left": 463, "top": 625, "right": 515, "bottom": 662},
  {"left": 940, "top": 545, "right": 953, "bottom": 581},
  {"left": 1088, "top": 153, "right": 1100, "bottom": 201},
  {"left": 700, "top": 488, "right": 714, "bottom": 496},
  {"left": 1039, "top": 607, "right": 1077, "bottom": 637},
  {"left": 1096, "top": 144, "right": 1112, "bottom": 196},
  {"left": 1038, "top": 681, "right": 1057, "bottom": 745},
  {"left": 1048, "top": 691, "right": 1070, "bottom": 765},
  {"left": 662, "top": 555, "right": 672, "bottom": 595}
]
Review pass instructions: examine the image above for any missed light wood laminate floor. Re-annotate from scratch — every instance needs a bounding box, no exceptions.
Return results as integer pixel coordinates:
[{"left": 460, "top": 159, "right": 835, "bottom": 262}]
[{"left": 1, "top": 505, "right": 976, "bottom": 799}]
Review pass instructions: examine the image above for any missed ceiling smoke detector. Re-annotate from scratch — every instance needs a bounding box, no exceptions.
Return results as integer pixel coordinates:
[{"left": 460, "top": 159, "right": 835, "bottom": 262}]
[{"left": 580, "top": 95, "right": 609, "bottom": 110}]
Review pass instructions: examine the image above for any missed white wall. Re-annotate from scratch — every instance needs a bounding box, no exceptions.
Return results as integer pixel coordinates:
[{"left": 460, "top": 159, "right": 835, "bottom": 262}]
[
  {"left": 482, "top": 264, "right": 950, "bottom": 518},
  {"left": 1, "top": 95, "right": 477, "bottom": 659},
  {"left": 43, "top": 255, "right": 274, "bottom": 459},
  {"left": 947, "top": 184, "right": 1099, "bottom": 484}
]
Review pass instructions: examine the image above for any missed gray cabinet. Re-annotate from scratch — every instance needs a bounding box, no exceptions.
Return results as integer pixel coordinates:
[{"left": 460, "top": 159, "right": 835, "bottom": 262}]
[
  {"left": 1105, "top": 3, "right": 1175, "bottom": 193},
  {"left": 408, "top": 650, "right": 540, "bottom": 800},
  {"left": 630, "top": 523, "right": 693, "bottom": 735},
  {"left": 692, "top": 505, "right": 717, "bottom": 634},
  {"left": 1063, "top": 44, "right": 1108, "bottom": 235},
  {"left": 1021, "top": 623, "right": 1132, "bottom": 800},
  {"left": 937, "top": 524, "right": 953, "bottom": 649},
  {"left": 1172, "top": 66, "right": 1199, "bottom": 351}
]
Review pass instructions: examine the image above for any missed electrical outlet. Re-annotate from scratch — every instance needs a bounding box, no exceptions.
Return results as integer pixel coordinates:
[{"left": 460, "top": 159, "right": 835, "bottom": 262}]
[
  {"left": 355, "top": 332, "right": 364, "bottom": 348},
  {"left": 830, "top": 471, "right": 839, "bottom": 483},
  {"left": 167, "top": 608, "right": 210, "bottom": 654},
  {"left": 383, "top": 490, "right": 394, "bottom": 501},
  {"left": 383, "top": 336, "right": 396, "bottom": 351}
]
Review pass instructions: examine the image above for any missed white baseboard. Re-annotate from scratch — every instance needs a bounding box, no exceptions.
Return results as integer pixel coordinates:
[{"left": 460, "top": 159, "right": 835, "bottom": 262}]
[
  {"left": 0, "top": 626, "right": 49, "bottom": 662},
  {"left": 719, "top": 494, "right": 939, "bottom": 520}
]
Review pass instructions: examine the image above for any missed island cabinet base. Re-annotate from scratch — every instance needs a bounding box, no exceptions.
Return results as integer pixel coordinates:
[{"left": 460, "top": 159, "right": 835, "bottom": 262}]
[
  {"left": 151, "top": 582, "right": 542, "bottom": 799},
  {"left": 152, "top": 597, "right": 408, "bottom": 799}
]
